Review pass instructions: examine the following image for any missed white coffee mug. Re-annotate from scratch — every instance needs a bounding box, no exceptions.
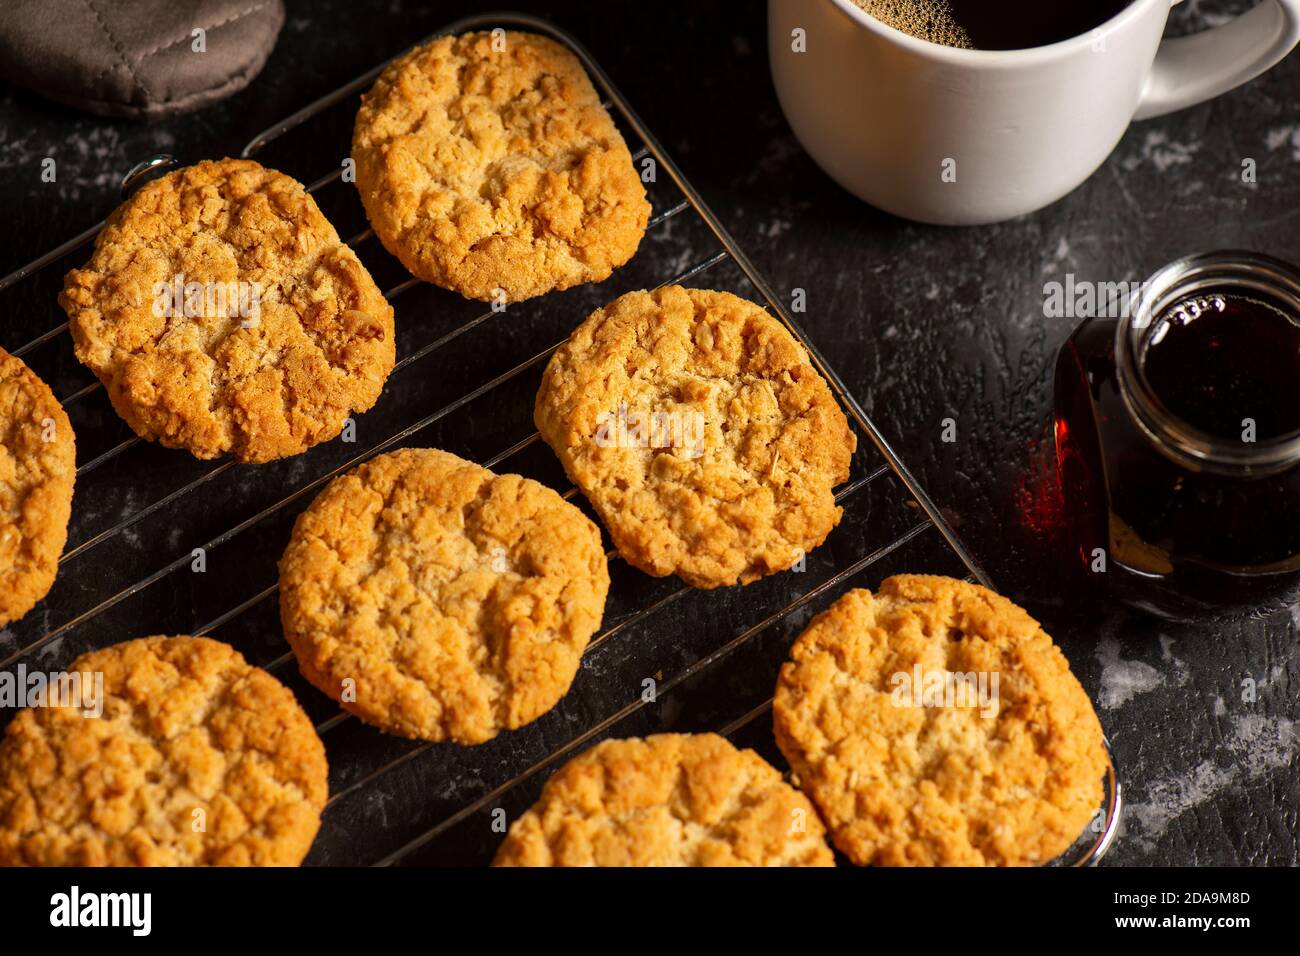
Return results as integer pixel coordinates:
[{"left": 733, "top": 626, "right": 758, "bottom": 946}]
[{"left": 769, "top": 0, "right": 1300, "bottom": 224}]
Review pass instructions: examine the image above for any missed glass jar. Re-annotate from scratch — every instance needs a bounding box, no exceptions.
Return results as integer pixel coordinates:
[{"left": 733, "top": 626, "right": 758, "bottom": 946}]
[{"left": 1053, "top": 251, "right": 1300, "bottom": 620}]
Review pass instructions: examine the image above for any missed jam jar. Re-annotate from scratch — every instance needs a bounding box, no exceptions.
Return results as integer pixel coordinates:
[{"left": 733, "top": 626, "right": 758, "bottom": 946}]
[{"left": 1054, "top": 251, "right": 1300, "bottom": 620}]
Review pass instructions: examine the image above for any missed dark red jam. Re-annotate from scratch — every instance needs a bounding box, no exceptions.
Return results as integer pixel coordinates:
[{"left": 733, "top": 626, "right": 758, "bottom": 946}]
[{"left": 1054, "top": 253, "right": 1300, "bottom": 619}]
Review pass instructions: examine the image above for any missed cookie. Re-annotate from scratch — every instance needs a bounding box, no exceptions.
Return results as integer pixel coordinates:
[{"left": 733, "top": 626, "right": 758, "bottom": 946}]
[
  {"left": 773, "top": 575, "right": 1108, "bottom": 866},
  {"left": 59, "top": 158, "right": 395, "bottom": 463},
  {"left": 0, "top": 348, "right": 76, "bottom": 627},
  {"left": 0, "top": 636, "right": 327, "bottom": 866},
  {"left": 493, "top": 733, "right": 834, "bottom": 866},
  {"left": 279, "top": 447, "right": 609, "bottom": 744},
  {"left": 535, "top": 286, "right": 856, "bottom": 589},
  {"left": 351, "top": 30, "right": 650, "bottom": 301}
]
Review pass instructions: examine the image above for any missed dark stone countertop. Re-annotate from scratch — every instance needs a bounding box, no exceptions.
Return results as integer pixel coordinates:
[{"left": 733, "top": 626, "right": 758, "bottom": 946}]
[{"left": 0, "top": 0, "right": 1295, "bottom": 865}]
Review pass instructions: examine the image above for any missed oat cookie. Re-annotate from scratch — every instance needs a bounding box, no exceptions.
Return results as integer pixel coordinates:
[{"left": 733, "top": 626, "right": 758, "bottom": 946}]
[
  {"left": 493, "top": 733, "right": 834, "bottom": 866},
  {"left": 773, "top": 575, "right": 1108, "bottom": 866},
  {"left": 59, "top": 158, "right": 395, "bottom": 463},
  {"left": 535, "top": 286, "right": 856, "bottom": 589},
  {"left": 279, "top": 447, "right": 609, "bottom": 744},
  {"left": 0, "top": 636, "right": 328, "bottom": 866},
  {"left": 0, "top": 348, "right": 76, "bottom": 627},
  {"left": 351, "top": 31, "right": 650, "bottom": 301}
]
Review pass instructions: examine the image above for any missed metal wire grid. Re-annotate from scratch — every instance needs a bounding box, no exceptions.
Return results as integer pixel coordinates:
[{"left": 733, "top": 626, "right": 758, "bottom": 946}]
[{"left": 0, "top": 11, "right": 1119, "bottom": 867}]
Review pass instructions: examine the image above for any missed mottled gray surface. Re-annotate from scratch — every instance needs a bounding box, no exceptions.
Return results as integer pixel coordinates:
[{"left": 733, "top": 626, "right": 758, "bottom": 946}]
[{"left": 0, "top": 0, "right": 1295, "bottom": 866}]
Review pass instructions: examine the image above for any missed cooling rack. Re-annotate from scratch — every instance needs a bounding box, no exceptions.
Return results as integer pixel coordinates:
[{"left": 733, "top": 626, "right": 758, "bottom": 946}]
[{"left": 0, "top": 11, "right": 1120, "bottom": 867}]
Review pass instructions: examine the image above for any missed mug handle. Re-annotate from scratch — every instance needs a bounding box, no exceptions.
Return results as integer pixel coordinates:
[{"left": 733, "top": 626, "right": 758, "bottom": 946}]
[{"left": 1135, "top": 0, "right": 1300, "bottom": 119}]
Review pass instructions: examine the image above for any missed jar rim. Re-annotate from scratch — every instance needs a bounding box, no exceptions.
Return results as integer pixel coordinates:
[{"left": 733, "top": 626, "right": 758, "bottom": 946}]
[{"left": 1116, "top": 250, "right": 1300, "bottom": 476}]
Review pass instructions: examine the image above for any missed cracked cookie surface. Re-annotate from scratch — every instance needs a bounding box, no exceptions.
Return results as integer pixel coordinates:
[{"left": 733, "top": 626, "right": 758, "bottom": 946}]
[
  {"left": 773, "top": 575, "right": 1108, "bottom": 866},
  {"left": 535, "top": 286, "right": 856, "bottom": 589},
  {"left": 0, "top": 348, "right": 75, "bottom": 626},
  {"left": 0, "top": 636, "right": 328, "bottom": 866},
  {"left": 278, "top": 447, "right": 609, "bottom": 744},
  {"left": 493, "top": 733, "right": 834, "bottom": 866},
  {"left": 352, "top": 30, "right": 650, "bottom": 301},
  {"left": 59, "top": 158, "right": 395, "bottom": 463}
]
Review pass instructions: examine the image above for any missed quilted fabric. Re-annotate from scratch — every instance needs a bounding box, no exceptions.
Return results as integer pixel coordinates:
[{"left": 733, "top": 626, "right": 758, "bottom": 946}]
[{"left": 0, "top": 0, "right": 285, "bottom": 119}]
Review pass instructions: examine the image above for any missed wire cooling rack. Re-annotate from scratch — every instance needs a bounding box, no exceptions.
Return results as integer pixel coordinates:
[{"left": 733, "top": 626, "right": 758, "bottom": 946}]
[{"left": 0, "top": 11, "right": 1119, "bottom": 867}]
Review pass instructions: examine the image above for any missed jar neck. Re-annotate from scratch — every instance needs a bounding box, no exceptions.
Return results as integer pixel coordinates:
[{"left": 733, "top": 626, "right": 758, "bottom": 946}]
[{"left": 1115, "top": 251, "right": 1300, "bottom": 478}]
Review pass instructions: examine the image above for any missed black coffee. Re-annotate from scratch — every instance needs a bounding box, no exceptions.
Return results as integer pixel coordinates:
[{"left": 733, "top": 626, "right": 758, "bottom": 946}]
[{"left": 850, "top": 0, "right": 1134, "bottom": 50}]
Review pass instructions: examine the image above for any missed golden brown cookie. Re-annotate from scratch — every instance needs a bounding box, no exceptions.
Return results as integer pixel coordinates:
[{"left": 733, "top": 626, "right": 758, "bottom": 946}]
[
  {"left": 493, "top": 733, "right": 834, "bottom": 866},
  {"left": 773, "top": 575, "right": 1108, "bottom": 866},
  {"left": 535, "top": 286, "right": 856, "bottom": 589},
  {"left": 352, "top": 31, "right": 650, "bottom": 301},
  {"left": 60, "top": 158, "right": 395, "bottom": 463},
  {"left": 0, "top": 636, "right": 328, "bottom": 866},
  {"left": 279, "top": 447, "right": 609, "bottom": 744},
  {"left": 0, "top": 348, "right": 75, "bottom": 627}
]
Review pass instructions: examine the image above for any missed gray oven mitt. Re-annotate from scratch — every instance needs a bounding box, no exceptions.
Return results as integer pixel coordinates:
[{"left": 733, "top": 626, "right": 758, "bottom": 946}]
[{"left": 0, "top": 0, "right": 285, "bottom": 119}]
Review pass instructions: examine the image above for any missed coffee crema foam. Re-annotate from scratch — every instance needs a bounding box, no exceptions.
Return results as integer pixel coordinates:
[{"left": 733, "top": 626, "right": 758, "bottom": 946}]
[{"left": 849, "top": 0, "right": 974, "bottom": 49}]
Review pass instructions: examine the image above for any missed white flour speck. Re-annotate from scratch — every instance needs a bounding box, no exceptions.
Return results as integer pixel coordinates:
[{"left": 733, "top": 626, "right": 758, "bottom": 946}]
[
  {"left": 1265, "top": 125, "right": 1300, "bottom": 157},
  {"left": 1123, "top": 714, "right": 1298, "bottom": 852},
  {"left": 1157, "top": 634, "right": 1191, "bottom": 685},
  {"left": 1040, "top": 237, "right": 1071, "bottom": 274},
  {"left": 1121, "top": 130, "right": 1200, "bottom": 173},
  {"left": 1095, "top": 637, "right": 1164, "bottom": 709}
]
